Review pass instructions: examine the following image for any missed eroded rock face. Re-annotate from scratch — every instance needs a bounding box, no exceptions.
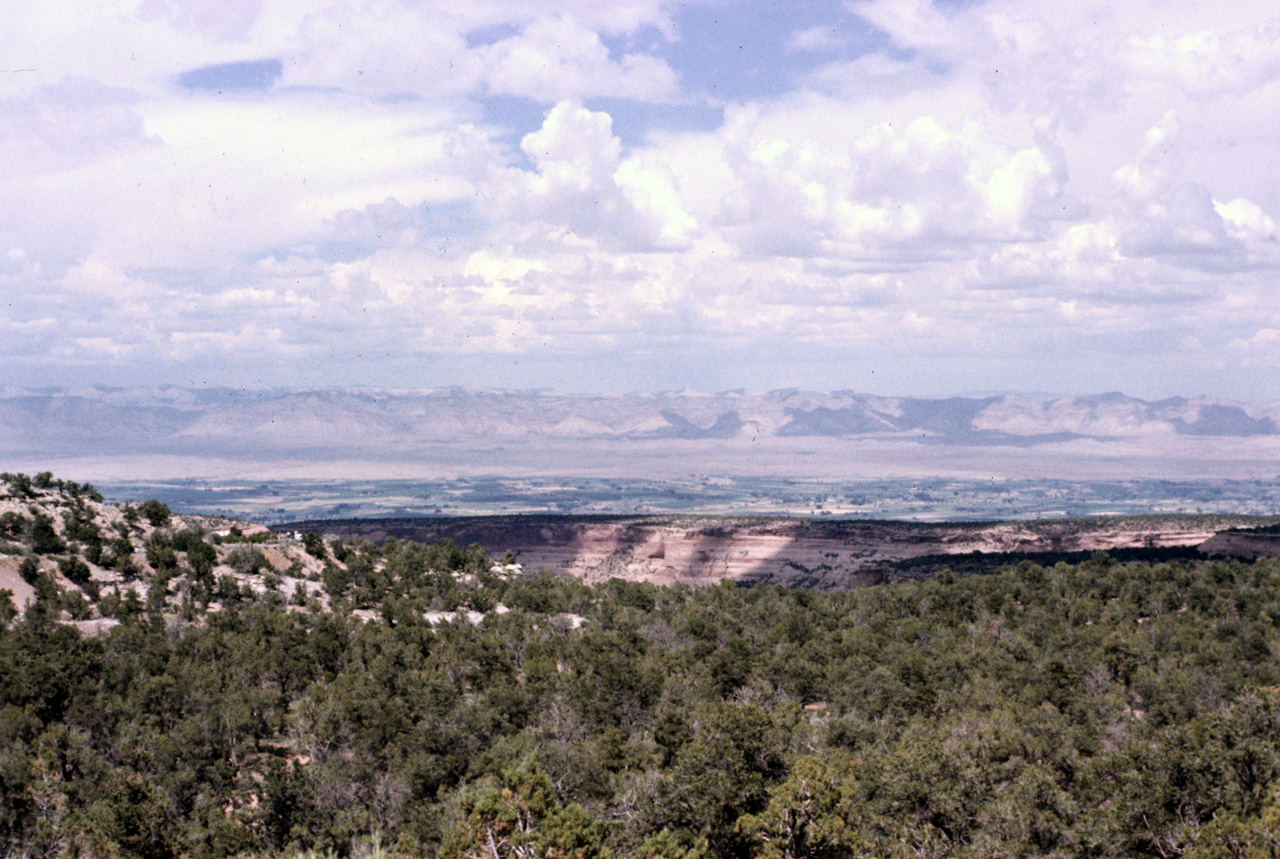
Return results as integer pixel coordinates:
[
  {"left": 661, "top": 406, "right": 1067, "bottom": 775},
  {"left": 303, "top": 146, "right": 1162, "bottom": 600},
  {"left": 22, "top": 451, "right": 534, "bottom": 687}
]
[
  {"left": 297, "top": 515, "right": 1235, "bottom": 589},
  {"left": 1198, "top": 530, "right": 1280, "bottom": 560}
]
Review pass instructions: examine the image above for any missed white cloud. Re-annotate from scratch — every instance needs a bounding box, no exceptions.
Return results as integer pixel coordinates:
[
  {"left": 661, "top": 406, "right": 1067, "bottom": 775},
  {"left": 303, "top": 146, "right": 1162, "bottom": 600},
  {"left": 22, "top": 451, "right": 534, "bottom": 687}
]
[
  {"left": 847, "top": 0, "right": 956, "bottom": 56},
  {"left": 1215, "top": 197, "right": 1278, "bottom": 240},
  {"left": 138, "top": 0, "right": 265, "bottom": 42},
  {"left": 522, "top": 102, "right": 622, "bottom": 191},
  {"left": 788, "top": 26, "right": 843, "bottom": 52},
  {"left": 464, "top": 250, "right": 548, "bottom": 283},
  {"left": 331, "top": 197, "right": 423, "bottom": 248},
  {"left": 474, "top": 101, "right": 696, "bottom": 250},
  {"left": 688, "top": 100, "right": 1067, "bottom": 261},
  {"left": 169, "top": 321, "right": 295, "bottom": 361},
  {"left": 0, "top": 2, "right": 676, "bottom": 100},
  {"left": 0, "top": 78, "right": 150, "bottom": 167},
  {"left": 72, "top": 336, "right": 137, "bottom": 359},
  {"left": 1122, "top": 22, "right": 1280, "bottom": 97},
  {"left": 478, "top": 17, "right": 679, "bottom": 102},
  {"left": 1228, "top": 328, "right": 1280, "bottom": 367},
  {"left": 5, "top": 0, "right": 1280, "bottom": 398},
  {"left": 1104, "top": 112, "right": 1280, "bottom": 269}
]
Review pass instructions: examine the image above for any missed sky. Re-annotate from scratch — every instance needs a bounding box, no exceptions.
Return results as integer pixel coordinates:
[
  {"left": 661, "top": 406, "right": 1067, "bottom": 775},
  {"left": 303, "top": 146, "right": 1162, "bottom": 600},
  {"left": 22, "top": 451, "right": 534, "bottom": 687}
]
[{"left": 3, "top": 0, "right": 1280, "bottom": 399}]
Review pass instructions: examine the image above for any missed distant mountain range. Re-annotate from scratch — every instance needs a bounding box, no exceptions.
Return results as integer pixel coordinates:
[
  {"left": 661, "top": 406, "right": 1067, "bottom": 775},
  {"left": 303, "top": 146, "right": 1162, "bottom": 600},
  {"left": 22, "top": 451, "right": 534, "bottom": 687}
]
[{"left": 2, "top": 386, "right": 1278, "bottom": 480}]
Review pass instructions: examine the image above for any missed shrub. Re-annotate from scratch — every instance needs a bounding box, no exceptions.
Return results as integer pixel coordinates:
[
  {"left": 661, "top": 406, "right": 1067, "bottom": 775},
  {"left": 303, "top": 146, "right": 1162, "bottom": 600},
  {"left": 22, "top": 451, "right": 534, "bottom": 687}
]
[
  {"left": 226, "top": 547, "right": 267, "bottom": 576},
  {"left": 0, "top": 511, "right": 26, "bottom": 539},
  {"left": 30, "top": 513, "right": 65, "bottom": 554},
  {"left": 302, "top": 533, "right": 327, "bottom": 559},
  {"left": 1, "top": 472, "right": 34, "bottom": 498},
  {"left": 18, "top": 557, "right": 40, "bottom": 585},
  {"left": 170, "top": 527, "right": 205, "bottom": 552},
  {"left": 145, "top": 532, "right": 178, "bottom": 571},
  {"left": 187, "top": 540, "right": 218, "bottom": 577},
  {"left": 139, "top": 499, "right": 172, "bottom": 528},
  {"left": 58, "top": 556, "right": 92, "bottom": 587}
]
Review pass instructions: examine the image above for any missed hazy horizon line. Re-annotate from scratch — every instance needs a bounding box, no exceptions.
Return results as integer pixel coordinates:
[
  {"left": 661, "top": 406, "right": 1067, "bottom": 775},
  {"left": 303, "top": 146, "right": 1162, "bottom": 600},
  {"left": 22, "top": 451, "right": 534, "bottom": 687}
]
[{"left": 3, "top": 383, "right": 1262, "bottom": 404}]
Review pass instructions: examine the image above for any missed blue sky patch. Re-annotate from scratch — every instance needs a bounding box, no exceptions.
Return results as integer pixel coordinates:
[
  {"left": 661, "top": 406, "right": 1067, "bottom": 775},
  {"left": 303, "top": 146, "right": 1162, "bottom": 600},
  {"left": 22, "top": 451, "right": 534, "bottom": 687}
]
[
  {"left": 657, "top": 0, "right": 885, "bottom": 102},
  {"left": 465, "top": 22, "right": 521, "bottom": 48},
  {"left": 179, "top": 59, "right": 284, "bottom": 92},
  {"left": 584, "top": 98, "right": 723, "bottom": 147},
  {"left": 479, "top": 94, "right": 555, "bottom": 166}
]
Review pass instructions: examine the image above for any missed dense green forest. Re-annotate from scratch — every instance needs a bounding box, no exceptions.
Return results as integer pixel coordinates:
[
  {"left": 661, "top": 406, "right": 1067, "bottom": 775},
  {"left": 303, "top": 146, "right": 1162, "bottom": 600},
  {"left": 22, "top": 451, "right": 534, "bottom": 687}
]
[{"left": 2, "top": 474, "right": 1280, "bottom": 857}]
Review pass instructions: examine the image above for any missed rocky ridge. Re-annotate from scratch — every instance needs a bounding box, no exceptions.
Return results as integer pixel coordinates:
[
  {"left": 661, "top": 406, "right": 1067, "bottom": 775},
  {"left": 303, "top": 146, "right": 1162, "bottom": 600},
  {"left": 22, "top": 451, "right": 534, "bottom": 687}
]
[
  {"left": 3, "top": 386, "right": 1278, "bottom": 461},
  {"left": 284, "top": 512, "right": 1280, "bottom": 590}
]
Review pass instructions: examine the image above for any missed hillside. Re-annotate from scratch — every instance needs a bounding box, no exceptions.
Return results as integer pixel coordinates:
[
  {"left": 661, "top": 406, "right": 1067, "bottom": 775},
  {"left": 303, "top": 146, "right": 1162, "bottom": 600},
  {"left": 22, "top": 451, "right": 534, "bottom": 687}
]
[
  {"left": 4, "top": 472, "right": 1280, "bottom": 858},
  {"left": 0, "top": 471, "right": 331, "bottom": 625},
  {"left": 5, "top": 467, "right": 1278, "bottom": 624}
]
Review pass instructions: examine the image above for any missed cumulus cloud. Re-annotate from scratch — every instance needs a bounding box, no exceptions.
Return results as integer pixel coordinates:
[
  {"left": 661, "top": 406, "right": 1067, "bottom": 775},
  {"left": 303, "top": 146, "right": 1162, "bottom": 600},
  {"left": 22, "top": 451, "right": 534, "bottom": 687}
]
[
  {"left": 848, "top": 0, "right": 956, "bottom": 56},
  {"left": 1215, "top": 198, "right": 1278, "bottom": 241},
  {"left": 330, "top": 198, "right": 428, "bottom": 250},
  {"left": 169, "top": 321, "right": 297, "bottom": 361},
  {"left": 1228, "top": 328, "right": 1280, "bottom": 367},
  {"left": 479, "top": 101, "right": 697, "bottom": 250},
  {"left": 5, "top": 0, "right": 1280, "bottom": 398},
  {"left": 478, "top": 17, "right": 679, "bottom": 102},
  {"left": 1106, "top": 111, "right": 1280, "bottom": 270},
  {"left": 1122, "top": 22, "right": 1280, "bottom": 97},
  {"left": 696, "top": 101, "right": 1067, "bottom": 263}
]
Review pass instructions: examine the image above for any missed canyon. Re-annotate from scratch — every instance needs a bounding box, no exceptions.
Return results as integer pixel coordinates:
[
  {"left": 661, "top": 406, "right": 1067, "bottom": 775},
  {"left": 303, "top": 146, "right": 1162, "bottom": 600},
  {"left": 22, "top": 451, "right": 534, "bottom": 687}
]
[{"left": 283, "top": 513, "right": 1280, "bottom": 589}]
